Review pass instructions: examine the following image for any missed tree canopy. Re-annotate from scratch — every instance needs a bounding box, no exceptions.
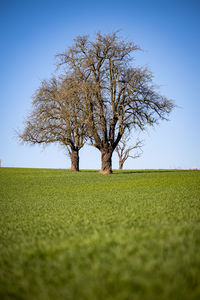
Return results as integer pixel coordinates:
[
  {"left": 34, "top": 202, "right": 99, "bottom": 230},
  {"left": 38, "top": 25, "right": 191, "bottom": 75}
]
[
  {"left": 19, "top": 75, "right": 87, "bottom": 171},
  {"left": 19, "top": 31, "right": 174, "bottom": 173},
  {"left": 57, "top": 32, "right": 174, "bottom": 173}
]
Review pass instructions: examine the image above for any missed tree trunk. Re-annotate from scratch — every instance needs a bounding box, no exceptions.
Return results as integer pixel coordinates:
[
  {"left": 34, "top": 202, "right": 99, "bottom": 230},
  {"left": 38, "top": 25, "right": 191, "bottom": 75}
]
[
  {"left": 71, "top": 149, "right": 79, "bottom": 171},
  {"left": 100, "top": 150, "right": 113, "bottom": 174},
  {"left": 119, "top": 159, "right": 124, "bottom": 170}
]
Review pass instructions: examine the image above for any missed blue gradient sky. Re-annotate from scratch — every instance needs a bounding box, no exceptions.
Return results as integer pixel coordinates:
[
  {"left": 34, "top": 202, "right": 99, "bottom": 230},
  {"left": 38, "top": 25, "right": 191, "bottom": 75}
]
[{"left": 0, "top": 0, "right": 200, "bottom": 169}]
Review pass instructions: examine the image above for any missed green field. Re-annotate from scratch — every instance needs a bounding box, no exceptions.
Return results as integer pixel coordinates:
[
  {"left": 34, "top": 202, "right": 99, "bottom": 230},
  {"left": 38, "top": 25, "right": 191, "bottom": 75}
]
[{"left": 0, "top": 168, "right": 200, "bottom": 300}]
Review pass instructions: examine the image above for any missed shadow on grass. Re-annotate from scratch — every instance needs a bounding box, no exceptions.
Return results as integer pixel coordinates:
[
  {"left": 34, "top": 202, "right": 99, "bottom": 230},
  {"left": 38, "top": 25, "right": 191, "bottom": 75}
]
[
  {"left": 79, "top": 169, "right": 191, "bottom": 175},
  {"left": 79, "top": 170, "right": 99, "bottom": 173},
  {"left": 112, "top": 169, "right": 191, "bottom": 175}
]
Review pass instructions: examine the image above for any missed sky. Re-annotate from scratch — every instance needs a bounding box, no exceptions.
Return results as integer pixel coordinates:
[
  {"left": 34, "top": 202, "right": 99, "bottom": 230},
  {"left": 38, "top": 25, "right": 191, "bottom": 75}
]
[{"left": 0, "top": 0, "right": 200, "bottom": 170}]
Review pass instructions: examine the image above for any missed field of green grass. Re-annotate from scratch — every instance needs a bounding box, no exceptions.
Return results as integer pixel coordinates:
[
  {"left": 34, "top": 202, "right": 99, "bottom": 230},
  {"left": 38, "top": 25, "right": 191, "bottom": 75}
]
[{"left": 0, "top": 168, "right": 200, "bottom": 300}]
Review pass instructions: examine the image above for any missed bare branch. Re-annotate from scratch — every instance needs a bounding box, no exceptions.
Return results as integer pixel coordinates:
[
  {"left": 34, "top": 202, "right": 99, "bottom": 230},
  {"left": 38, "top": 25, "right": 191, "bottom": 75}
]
[{"left": 116, "top": 134, "right": 143, "bottom": 169}]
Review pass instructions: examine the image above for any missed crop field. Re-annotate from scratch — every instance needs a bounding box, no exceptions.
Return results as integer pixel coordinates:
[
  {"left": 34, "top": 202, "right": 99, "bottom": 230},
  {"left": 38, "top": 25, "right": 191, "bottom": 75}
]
[{"left": 0, "top": 168, "right": 200, "bottom": 300}]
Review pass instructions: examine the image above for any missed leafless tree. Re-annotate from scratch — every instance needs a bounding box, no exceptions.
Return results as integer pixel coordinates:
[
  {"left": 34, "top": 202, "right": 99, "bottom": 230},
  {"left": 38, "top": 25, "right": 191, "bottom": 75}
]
[
  {"left": 18, "top": 76, "right": 87, "bottom": 171},
  {"left": 57, "top": 31, "right": 174, "bottom": 174},
  {"left": 115, "top": 135, "right": 143, "bottom": 169}
]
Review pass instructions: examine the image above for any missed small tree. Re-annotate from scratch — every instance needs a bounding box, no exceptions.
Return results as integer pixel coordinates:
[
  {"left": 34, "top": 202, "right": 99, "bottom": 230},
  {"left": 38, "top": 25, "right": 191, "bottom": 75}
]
[
  {"left": 57, "top": 31, "right": 174, "bottom": 174},
  {"left": 115, "top": 135, "right": 143, "bottom": 169},
  {"left": 18, "top": 76, "right": 86, "bottom": 171}
]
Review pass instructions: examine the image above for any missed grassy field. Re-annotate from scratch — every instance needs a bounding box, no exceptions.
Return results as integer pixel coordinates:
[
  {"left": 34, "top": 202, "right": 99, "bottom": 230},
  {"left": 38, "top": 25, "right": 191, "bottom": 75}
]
[{"left": 0, "top": 168, "right": 200, "bottom": 300}]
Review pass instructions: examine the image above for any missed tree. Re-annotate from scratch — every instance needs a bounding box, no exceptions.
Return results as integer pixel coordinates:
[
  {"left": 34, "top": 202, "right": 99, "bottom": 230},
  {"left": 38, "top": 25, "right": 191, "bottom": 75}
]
[
  {"left": 18, "top": 76, "right": 86, "bottom": 171},
  {"left": 115, "top": 135, "right": 143, "bottom": 170},
  {"left": 57, "top": 31, "right": 174, "bottom": 174}
]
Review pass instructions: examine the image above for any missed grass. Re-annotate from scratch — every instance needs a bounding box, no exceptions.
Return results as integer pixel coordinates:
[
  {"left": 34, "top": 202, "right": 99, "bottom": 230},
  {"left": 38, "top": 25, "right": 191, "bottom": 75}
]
[{"left": 0, "top": 168, "right": 200, "bottom": 300}]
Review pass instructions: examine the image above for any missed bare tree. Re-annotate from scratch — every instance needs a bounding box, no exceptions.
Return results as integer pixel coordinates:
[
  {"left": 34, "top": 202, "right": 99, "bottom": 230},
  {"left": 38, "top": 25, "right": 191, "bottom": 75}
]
[
  {"left": 115, "top": 135, "right": 143, "bottom": 169},
  {"left": 57, "top": 31, "right": 174, "bottom": 174},
  {"left": 18, "top": 76, "right": 87, "bottom": 171}
]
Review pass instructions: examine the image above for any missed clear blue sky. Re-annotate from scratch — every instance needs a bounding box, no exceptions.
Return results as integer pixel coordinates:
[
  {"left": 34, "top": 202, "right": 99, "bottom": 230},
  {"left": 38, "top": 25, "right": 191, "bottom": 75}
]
[{"left": 0, "top": 0, "right": 200, "bottom": 169}]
